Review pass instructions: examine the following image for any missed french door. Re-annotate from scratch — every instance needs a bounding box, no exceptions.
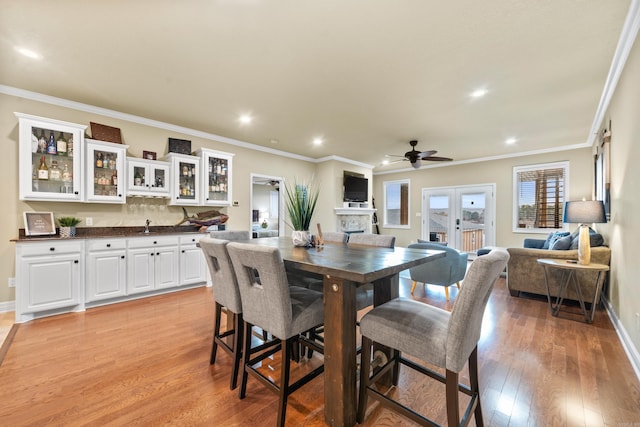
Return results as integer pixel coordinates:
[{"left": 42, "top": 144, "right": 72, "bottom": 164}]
[{"left": 421, "top": 184, "right": 495, "bottom": 254}]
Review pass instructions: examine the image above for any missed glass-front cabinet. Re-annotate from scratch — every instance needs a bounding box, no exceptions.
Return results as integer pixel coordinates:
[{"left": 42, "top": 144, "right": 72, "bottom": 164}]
[
  {"left": 197, "top": 148, "right": 234, "bottom": 206},
  {"left": 85, "top": 139, "right": 127, "bottom": 204},
  {"left": 16, "top": 112, "right": 86, "bottom": 202},
  {"left": 126, "top": 158, "right": 170, "bottom": 197},
  {"left": 165, "top": 153, "right": 200, "bottom": 206}
]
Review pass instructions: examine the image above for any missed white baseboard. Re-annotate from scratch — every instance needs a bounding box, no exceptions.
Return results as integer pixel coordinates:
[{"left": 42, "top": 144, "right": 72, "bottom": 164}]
[
  {"left": 0, "top": 300, "right": 15, "bottom": 313},
  {"left": 603, "top": 297, "right": 640, "bottom": 382}
]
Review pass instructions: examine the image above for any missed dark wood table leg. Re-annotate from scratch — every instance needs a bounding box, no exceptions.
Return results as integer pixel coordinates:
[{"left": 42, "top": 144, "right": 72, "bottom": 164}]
[
  {"left": 372, "top": 274, "right": 399, "bottom": 386},
  {"left": 323, "top": 275, "right": 357, "bottom": 426}
]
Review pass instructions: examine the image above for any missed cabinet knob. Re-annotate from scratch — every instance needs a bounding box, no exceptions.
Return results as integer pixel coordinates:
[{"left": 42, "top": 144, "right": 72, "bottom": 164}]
[
  {"left": 150, "top": 253, "right": 154, "bottom": 256},
  {"left": 191, "top": 238, "right": 195, "bottom": 242},
  {"left": 74, "top": 191, "right": 79, "bottom": 195},
  {"left": 74, "top": 260, "right": 79, "bottom": 264},
  {"left": 181, "top": 250, "right": 185, "bottom": 253},
  {"left": 121, "top": 255, "right": 125, "bottom": 259},
  {"left": 118, "top": 194, "right": 122, "bottom": 197},
  {"left": 153, "top": 241, "right": 157, "bottom": 244},
  {"left": 156, "top": 252, "right": 160, "bottom": 255},
  {"left": 50, "top": 247, "right": 55, "bottom": 251},
  {"left": 106, "top": 244, "right": 111, "bottom": 248}
]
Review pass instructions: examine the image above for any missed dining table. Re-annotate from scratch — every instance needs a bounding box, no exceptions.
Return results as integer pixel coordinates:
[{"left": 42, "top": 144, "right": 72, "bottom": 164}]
[{"left": 241, "top": 236, "right": 445, "bottom": 426}]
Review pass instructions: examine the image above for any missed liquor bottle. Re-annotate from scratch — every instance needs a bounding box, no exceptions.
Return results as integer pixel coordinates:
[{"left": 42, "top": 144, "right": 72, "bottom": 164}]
[
  {"left": 38, "top": 130, "right": 47, "bottom": 153},
  {"left": 182, "top": 165, "right": 188, "bottom": 176},
  {"left": 47, "top": 131, "right": 57, "bottom": 155},
  {"left": 96, "top": 152, "right": 103, "bottom": 168},
  {"left": 49, "top": 160, "right": 61, "bottom": 181},
  {"left": 110, "top": 154, "right": 116, "bottom": 170},
  {"left": 56, "top": 132, "right": 67, "bottom": 155},
  {"left": 134, "top": 170, "right": 142, "bottom": 186},
  {"left": 102, "top": 153, "right": 109, "bottom": 169},
  {"left": 37, "top": 155, "right": 49, "bottom": 180},
  {"left": 67, "top": 136, "right": 74, "bottom": 158},
  {"left": 111, "top": 170, "right": 118, "bottom": 186},
  {"left": 62, "top": 163, "right": 72, "bottom": 182}
]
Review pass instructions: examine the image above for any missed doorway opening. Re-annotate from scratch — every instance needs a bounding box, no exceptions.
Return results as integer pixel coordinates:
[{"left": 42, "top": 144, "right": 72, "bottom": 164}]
[
  {"left": 250, "top": 174, "right": 284, "bottom": 238},
  {"left": 421, "top": 184, "right": 495, "bottom": 254}
]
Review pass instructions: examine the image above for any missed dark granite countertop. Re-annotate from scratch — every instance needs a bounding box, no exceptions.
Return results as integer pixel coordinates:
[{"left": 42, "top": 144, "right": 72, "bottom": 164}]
[{"left": 12, "top": 225, "right": 205, "bottom": 242}]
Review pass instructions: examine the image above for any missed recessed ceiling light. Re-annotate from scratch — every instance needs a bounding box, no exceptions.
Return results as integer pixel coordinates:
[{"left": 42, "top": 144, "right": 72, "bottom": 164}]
[
  {"left": 382, "top": 160, "right": 389, "bottom": 165},
  {"left": 239, "top": 114, "right": 252, "bottom": 124},
  {"left": 15, "top": 47, "right": 41, "bottom": 60},
  {"left": 470, "top": 88, "right": 488, "bottom": 98},
  {"left": 313, "top": 137, "right": 323, "bottom": 145},
  {"left": 505, "top": 137, "right": 517, "bottom": 145}
]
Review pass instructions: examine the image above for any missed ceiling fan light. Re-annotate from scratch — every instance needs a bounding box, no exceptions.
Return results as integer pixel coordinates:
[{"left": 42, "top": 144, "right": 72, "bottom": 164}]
[{"left": 411, "top": 161, "right": 421, "bottom": 169}]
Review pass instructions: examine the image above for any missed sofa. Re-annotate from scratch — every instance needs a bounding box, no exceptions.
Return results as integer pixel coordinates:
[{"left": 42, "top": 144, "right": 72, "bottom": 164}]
[{"left": 506, "top": 230, "right": 611, "bottom": 302}]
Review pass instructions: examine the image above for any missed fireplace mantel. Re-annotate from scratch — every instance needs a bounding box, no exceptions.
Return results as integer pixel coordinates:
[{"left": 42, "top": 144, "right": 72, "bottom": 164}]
[{"left": 334, "top": 208, "right": 376, "bottom": 215}]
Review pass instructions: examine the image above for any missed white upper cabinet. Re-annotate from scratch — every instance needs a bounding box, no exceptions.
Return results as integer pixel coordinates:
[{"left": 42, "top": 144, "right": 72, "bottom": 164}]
[
  {"left": 197, "top": 148, "right": 234, "bottom": 206},
  {"left": 16, "top": 112, "right": 86, "bottom": 202},
  {"left": 85, "top": 139, "right": 128, "bottom": 204},
  {"left": 165, "top": 153, "right": 201, "bottom": 206},
  {"left": 126, "top": 158, "right": 170, "bottom": 197}
]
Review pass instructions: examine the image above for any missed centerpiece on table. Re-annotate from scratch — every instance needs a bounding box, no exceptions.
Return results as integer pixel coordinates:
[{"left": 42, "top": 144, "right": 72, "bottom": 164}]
[
  {"left": 57, "top": 216, "right": 82, "bottom": 238},
  {"left": 284, "top": 178, "right": 319, "bottom": 247}
]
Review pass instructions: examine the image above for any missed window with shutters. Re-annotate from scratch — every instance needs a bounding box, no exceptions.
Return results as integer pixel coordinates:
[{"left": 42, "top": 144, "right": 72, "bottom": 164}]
[
  {"left": 513, "top": 162, "right": 569, "bottom": 232},
  {"left": 383, "top": 179, "right": 410, "bottom": 228}
]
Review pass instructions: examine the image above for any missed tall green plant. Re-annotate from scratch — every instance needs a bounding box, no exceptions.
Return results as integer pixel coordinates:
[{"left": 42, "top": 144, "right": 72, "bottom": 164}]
[{"left": 284, "top": 179, "right": 319, "bottom": 231}]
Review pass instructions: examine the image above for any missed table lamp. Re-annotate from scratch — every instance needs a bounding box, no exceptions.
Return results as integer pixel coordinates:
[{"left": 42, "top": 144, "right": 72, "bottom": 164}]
[{"left": 563, "top": 200, "right": 606, "bottom": 265}]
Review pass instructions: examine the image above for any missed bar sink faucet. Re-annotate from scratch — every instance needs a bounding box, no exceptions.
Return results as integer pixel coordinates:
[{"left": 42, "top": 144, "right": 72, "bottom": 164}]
[{"left": 144, "top": 219, "right": 151, "bottom": 234}]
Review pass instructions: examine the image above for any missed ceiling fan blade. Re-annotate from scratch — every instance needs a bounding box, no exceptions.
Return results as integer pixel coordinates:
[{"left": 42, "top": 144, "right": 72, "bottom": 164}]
[
  {"left": 422, "top": 156, "right": 453, "bottom": 162},
  {"left": 384, "top": 158, "right": 407, "bottom": 165},
  {"left": 418, "top": 150, "right": 437, "bottom": 158},
  {"left": 384, "top": 154, "right": 406, "bottom": 158}
]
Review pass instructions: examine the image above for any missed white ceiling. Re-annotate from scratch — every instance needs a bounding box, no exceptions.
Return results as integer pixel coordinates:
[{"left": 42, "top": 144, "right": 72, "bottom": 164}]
[{"left": 0, "top": 1, "right": 632, "bottom": 171}]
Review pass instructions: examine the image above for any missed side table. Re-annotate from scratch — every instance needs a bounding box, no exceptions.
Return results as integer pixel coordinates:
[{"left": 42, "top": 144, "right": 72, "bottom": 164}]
[{"left": 536, "top": 258, "right": 609, "bottom": 323}]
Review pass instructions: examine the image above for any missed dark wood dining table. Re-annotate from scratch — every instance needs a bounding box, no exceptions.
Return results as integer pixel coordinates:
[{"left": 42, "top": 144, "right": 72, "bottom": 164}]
[{"left": 242, "top": 237, "right": 445, "bottom": 426}]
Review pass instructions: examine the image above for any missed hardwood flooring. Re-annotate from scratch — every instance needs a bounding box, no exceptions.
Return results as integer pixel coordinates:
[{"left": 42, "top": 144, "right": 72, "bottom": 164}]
[{"left": 0, "top": 276, "right": 639, "bottom": 426}]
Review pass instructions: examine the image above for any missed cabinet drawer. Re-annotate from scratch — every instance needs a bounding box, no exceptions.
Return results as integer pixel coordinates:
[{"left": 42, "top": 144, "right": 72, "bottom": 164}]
[
  {"left": 87, "top": 239, "right": 127, "bottom": 251},
  {"left": 179, "top": 234, "right": 203, "bottom": 246},
  {"left": 18, "top": 241, "right": 83, "bottom": 257},
  {"left": 127, "top": 235, "right": 179, "bottom": 249}
]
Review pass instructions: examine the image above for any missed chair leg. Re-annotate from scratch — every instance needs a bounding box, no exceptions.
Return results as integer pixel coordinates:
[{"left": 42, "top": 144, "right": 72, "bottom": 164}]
[
  {"left": 444, "top": 286, "right": 450, "bottom": 301},
  {"left": 238, "top": 321, "right": 253, "bottom": 399},
  {"left": 210, "top": 302, "right": 223, "bottom": 364},
  {"left": 446, "top": 370, "right": 460, "bottom": 427},
  {"left": 230, "top": 313, "right": 244, "bottom": 390},
  {"left": 469, "top": 346, "right": 484, "bottom": 427},
  {"left": 278, "top": 337, "right": 292, "bottom": 427},
  {"left": 456, "top": 281, "right": 461, "bottom": 289},
  {"left": 357, "top": 336, "right": 373, "bottom": 423},
  {"left": 410, "top": 280, "right": 417, "bottom": 295}
]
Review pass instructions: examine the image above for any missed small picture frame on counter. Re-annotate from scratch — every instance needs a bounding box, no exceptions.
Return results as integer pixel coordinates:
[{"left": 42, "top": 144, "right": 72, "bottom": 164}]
[
  {"left": 23, "top": 211, "right": 56, "bottom": 236},
  {"left": 143, "top": 150, "right": 157, "bottom": 160}
]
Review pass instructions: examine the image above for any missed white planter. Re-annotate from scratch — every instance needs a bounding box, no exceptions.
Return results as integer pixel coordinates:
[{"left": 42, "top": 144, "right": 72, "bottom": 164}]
[
  {"left": 292, "top": 230, "right": 311, "bottom": 247},
  {"left": 59, "top": 226, "right": 76, "bottom": 238}
]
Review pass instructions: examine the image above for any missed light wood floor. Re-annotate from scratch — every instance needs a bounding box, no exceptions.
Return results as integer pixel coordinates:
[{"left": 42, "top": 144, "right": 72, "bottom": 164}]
[{"left": 0, "top": 277, "right": 639, "bottom": 426}]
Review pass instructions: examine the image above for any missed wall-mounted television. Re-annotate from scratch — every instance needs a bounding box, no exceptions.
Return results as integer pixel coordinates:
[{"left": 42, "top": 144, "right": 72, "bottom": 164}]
[{"left": 343, "top": 173, "right": 368, "bottom": 202}]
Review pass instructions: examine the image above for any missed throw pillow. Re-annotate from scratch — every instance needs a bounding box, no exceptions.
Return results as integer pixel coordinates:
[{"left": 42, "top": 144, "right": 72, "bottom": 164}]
[
  {"left": 545, "top": 231, "right": 570, "bottom": 249},
  {"left": 550, "top": 235, "right": 572, "bottom": 250},
  {"left": 569, "top": 231, "right": 604, "bottom": 249}
]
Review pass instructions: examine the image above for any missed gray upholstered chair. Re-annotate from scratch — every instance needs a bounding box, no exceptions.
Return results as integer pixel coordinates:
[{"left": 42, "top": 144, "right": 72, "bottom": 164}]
[
  {"left": 226, "top": 242, "right": 325, "bottom": 427},
  {"left": 347, "top": 233, "right": 396, "bottom": 310},
  {"left": 209, "top": 230, "right": 251, "bottom": 241},
  {"left": 347, "top": 233, "right": 396, "bottom": 248},
  {"left": 322, "top": 231, "right": 348, "bottom": 244},
  {"left": 199, "top": 237, "right": 244, "bottom": 390},
  {"left": 407, "top": 242, "right": 469, "bottom": 301},
  {"left": 357, "top": 248, "right": 510, "bottom": 427}
]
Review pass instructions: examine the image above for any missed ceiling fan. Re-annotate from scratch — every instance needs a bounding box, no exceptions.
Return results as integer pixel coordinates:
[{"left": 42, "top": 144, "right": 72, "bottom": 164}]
[{"left": 386, "top": 140, "right": 453, "bottom": 169}]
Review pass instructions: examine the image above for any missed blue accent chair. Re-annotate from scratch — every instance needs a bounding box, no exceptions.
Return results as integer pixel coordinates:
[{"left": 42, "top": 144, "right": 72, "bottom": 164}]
[{"left": 407, "top": 242, "right": 469, "bottom": 300}]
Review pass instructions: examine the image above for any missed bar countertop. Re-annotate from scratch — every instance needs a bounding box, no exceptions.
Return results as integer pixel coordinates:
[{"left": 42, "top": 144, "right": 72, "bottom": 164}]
[{"left": 11, "top": 225, "right": 205, "bottom": 242}]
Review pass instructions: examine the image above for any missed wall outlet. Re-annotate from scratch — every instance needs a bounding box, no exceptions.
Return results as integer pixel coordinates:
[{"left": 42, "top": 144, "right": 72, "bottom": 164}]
[
  {"left": 8, "top": 277, "right": 15, "bottom": 288},
  {"left": 86, "top": 217, "right": 93, "bottom": 226},
  {"left": 233, "top": 201, "right": 239, "bottom": 206}
]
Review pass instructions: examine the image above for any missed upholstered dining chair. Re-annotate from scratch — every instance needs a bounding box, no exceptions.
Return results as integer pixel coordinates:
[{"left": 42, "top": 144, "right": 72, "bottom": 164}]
[
  {"left": 322, "top": 231, "right": 348, "bottom": 244},
  {"left": 209, "top": 230, "right": 251, "bottom": 241},
  {"left": 199, "top": 236, "right": 245, "bottom": 390},
  {"left": 227, "top": 242, "right": 325, "bottom": 427},
  {"left": 357, "top": 248, "right": 509, "bottom": 427},
  {"left": 407, "top": 242, "right": 469, "bottom": 301}
]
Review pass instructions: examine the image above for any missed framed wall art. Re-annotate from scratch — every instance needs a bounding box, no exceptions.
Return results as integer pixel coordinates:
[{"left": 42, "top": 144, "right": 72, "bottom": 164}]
[
  {"left": 143, "top": 150, "right": 157, "bottom": 160},
  {"left": 23, "top": 211, "right": 56, "bottom": 236}
]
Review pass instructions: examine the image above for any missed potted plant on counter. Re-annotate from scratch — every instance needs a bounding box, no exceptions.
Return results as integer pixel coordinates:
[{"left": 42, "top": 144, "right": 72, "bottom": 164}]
[
  {"left": 284, "top": 178, "right": 319, "bottom": 247},
  {"left": 57, "top": 216, "right": 82, "bottom": 238}
]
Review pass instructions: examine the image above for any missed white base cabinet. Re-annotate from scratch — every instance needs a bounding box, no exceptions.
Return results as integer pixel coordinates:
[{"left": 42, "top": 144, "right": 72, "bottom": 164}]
[
  {"left": 15, "top": 233, "right": 207, "bottom": 323},
  {"left": 15, "top": 240, "right": 84, "bottom": 323},
  {"left": 86, "top": 239, "right": 127, "bottom": 302}
]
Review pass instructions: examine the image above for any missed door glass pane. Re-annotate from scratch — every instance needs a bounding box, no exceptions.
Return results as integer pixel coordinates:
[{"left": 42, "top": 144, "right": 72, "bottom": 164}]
[
  {"left": 428, "top": 195, "right": 449, "bottom": 244},
  {"left": 179, "top": 161, "right": 196, "bottom": 199},
  {"left": 460, "top": 192, "right": 486, "bottom": 253},
  {"left": 154, "top": 168, "right": 166, "bottom": 189}
]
